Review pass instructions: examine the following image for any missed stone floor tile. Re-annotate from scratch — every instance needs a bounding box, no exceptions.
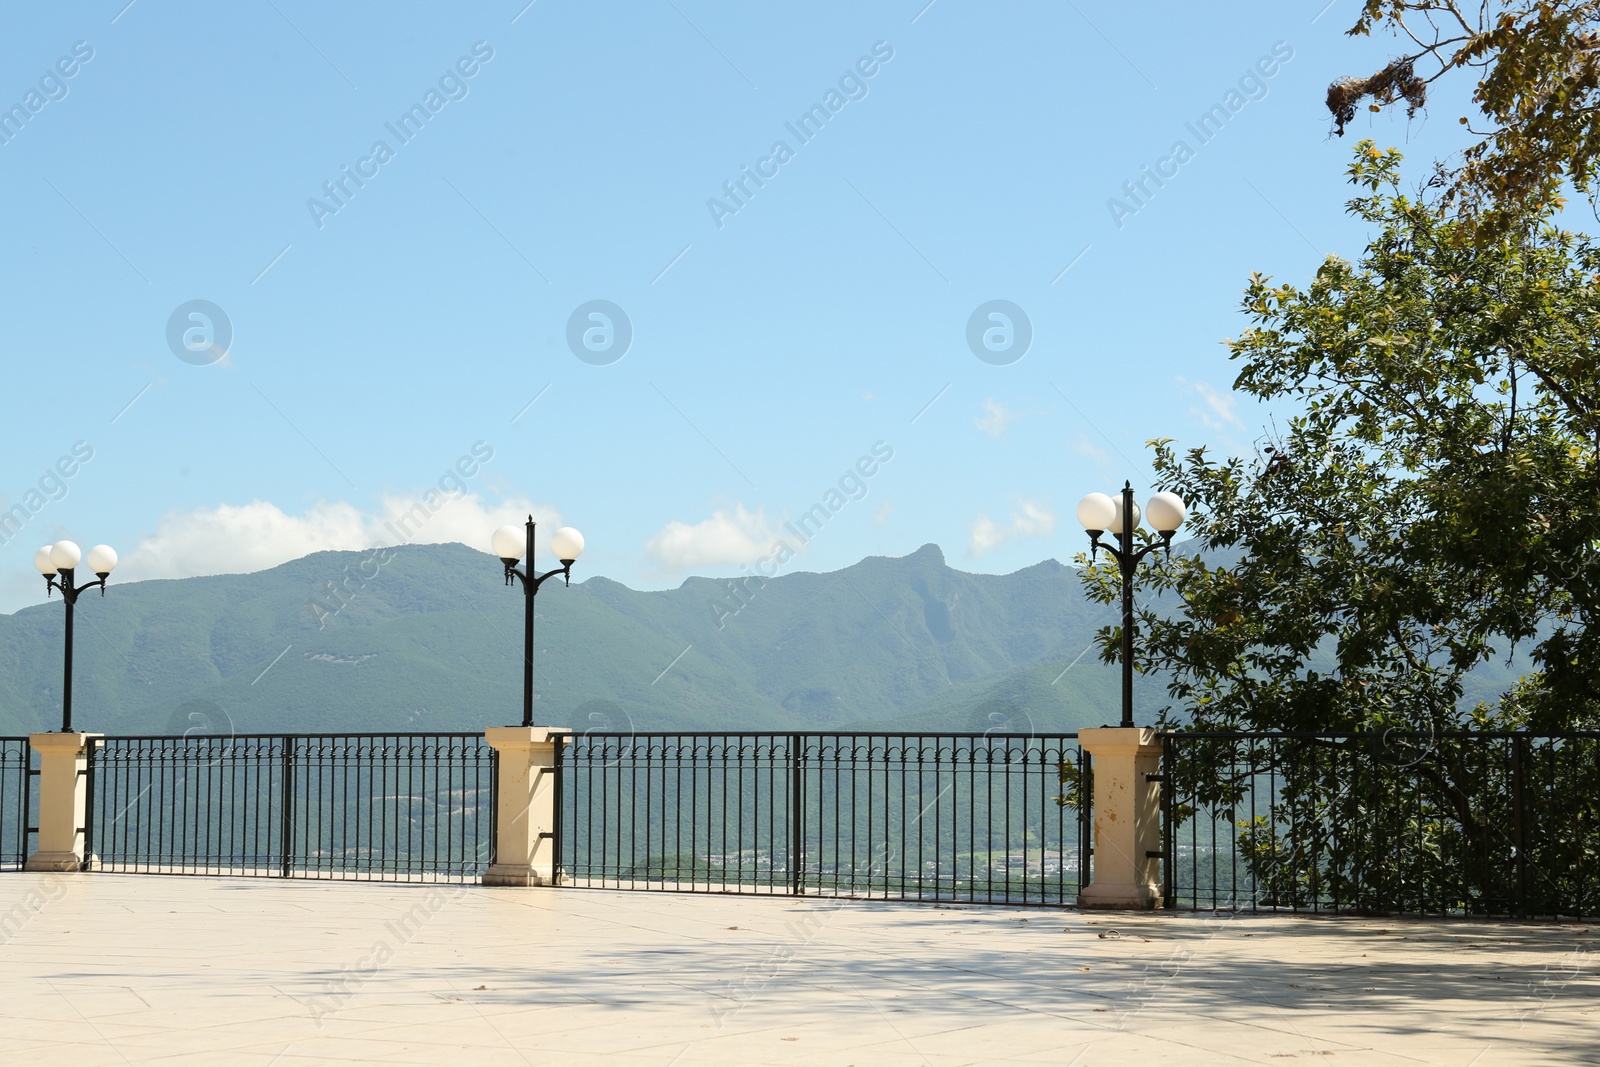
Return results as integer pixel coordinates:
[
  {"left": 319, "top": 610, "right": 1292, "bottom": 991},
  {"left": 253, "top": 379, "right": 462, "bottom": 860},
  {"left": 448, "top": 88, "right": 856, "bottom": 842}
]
[{"left": 2, "top": 874, "right": 1596, "bottom": 1066}]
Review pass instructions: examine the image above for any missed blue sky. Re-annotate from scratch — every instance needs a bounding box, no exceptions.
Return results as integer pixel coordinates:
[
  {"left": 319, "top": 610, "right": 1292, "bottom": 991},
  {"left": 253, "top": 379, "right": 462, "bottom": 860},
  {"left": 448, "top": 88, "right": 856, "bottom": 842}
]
[{"left": 0, "top": 1, "right": 1472, "bottom": 611}]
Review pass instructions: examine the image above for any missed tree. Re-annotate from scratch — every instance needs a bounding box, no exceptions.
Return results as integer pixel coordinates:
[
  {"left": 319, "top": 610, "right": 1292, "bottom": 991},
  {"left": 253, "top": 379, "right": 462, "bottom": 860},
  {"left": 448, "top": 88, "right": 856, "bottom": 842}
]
[
  {"left": 1088, "top": 146, "right": 1600, "bottom": 739},
  {"left": 1332, "top": 1, "right": 1600, "bottom": 240},
  {"left": 1087, "top": 142, "right": 1600, "bottom": 734},
  {"left": 1074, "top": 144, "right": 1600, "bottom": 912}
]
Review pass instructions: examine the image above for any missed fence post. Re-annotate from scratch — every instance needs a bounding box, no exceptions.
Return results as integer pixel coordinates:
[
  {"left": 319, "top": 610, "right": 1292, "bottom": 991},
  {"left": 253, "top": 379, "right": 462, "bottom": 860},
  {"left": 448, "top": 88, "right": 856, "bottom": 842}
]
[
  {"left": 1076, "top": 727, "right": 1164, "bottom": 910},
  {"left": 483, "top": 726, "right": 567, "bottom": 887},
  {"left": 1513, "top": 734, "right": 1527, "bottom": 918},
  {"left": 550, "top": 734, "right": 564, "bottom": 885},
  {"left": 789, "top": 734, "right": 803, "bottom": 895},
  {"left": 81, "top": 738, "right": 96, "bottom": 871},
  {"left": 1161, "top": 733, "right": 1174, "bottom": 909},
  {"left": 25, "top": 732, "right": 101, "bottom": 872},
  {"left": 279, "top": 736, "right": 295, "bottom": 877},
  {"left": 1076, "top": 746, "right": 1092, "bottom": 889}
]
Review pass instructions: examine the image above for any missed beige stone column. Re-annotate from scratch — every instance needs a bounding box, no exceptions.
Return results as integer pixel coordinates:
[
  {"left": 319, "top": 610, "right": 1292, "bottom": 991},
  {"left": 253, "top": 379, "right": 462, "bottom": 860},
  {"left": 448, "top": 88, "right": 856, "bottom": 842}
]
[
  {"left": 25, "top": 732, "right": 100, "bottom": 872},
  {"left": 1077, "top": 726, "right": 1164, "bottom": 910},
  {"left": 482, "top": 726, "right": 566, "bottom": 887}
]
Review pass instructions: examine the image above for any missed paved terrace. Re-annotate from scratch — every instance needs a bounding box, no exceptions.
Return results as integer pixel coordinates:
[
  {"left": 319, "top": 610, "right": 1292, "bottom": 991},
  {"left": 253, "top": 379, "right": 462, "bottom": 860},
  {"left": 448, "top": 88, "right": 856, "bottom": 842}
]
[{"left": 1, "top": 873, "right": 1596, "bottom": 1066}]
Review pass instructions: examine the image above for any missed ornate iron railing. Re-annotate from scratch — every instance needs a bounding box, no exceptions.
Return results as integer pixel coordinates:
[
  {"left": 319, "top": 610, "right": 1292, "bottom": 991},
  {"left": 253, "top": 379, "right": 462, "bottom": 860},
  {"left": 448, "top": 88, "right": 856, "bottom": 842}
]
[
  {"left": 557, "top": 731, "right": 1088, "bottom": 904},
  {"left": 17, "top": 721, "right": 1599, "bottom": 920},
  {"left": 1161, "top": 730, "right": 1600, "bottom": 917},
  {"left": 84, "top": 733, "right": 493, "bottom": 882},
  {"left": 0, "top": 738, "right": 29, "bottom": 871}
]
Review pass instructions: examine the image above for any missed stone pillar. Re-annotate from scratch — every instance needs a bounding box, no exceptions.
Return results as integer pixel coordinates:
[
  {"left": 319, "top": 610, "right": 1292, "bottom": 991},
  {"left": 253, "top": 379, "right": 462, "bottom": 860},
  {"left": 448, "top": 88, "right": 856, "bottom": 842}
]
[
  {"left": 1077, "top": 726, "right": 1164, "bottom": 910},
  {"left": 482, "top": 726, "right": 565, "bottom": 887},
  {"left": 25, "top": 732, "right": 100, "bottom": 872}
]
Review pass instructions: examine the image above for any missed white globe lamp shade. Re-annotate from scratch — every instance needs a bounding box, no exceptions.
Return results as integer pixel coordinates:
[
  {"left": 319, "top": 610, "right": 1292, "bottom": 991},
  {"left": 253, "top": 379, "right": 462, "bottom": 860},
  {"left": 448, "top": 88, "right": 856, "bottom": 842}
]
[
  {"left": 49, "top": 540, "right": 82, "bottom": 571},
  {"left": 1076, "top": 493, "right": 1116, "bottom": 532},
  {"left": 1146, "top": 492, "right": 1187, "bottom": 534},
  {"left": 491, "top": 524, "right": 525, "bottom": 562},
  {"left": 87, "top": 544, "right": 118, "bottom": 575},
  {"left": 33, "top": 546, "right": 57, "bottom": 576},
  {"left": 550, "top": 526, "right": 585, "bottom": 563},
  {"left": 1107, "top": 497, "right": 1141, "bottom": 535}
]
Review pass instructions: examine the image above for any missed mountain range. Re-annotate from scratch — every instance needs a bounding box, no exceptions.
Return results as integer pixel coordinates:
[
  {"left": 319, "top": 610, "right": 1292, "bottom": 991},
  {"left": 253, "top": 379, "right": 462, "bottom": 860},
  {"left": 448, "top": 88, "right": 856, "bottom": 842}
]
[{"left": 0, "top": 543, "right": 1148, "bottom": 738}]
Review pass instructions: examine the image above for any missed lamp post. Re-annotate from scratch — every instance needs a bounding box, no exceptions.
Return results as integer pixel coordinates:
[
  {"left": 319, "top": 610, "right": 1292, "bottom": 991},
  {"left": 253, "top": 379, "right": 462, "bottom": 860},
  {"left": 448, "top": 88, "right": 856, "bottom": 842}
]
[
  {"left": 491, "top": 517, "right": 585, "bottom": 728},
  {"left": 34, "top": 540, "right": 118, "bottom": 733},
  {"left": 1076, "top": 483, "right": 1186, "bottom": 729}
]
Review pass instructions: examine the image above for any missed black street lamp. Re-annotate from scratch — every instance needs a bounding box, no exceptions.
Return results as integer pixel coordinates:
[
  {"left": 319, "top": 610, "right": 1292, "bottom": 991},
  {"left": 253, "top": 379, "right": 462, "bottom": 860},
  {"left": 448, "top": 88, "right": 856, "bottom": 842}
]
[
  {"left": 34, "top": 540, "right": 118, "bottom": 733},
  {"left": 1076, "top": 483, "right": 1186, "bottom": 729},
  {"left": 491, "top": 517, "right": 586, "bottom": 729}
]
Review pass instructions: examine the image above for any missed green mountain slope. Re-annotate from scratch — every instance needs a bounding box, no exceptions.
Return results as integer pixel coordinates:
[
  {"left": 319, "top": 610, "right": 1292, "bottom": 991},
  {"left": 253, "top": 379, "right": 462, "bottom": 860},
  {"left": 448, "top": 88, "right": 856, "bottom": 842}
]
[{"left": 0, "top": 543, "right": 1125, "bottom": 736}]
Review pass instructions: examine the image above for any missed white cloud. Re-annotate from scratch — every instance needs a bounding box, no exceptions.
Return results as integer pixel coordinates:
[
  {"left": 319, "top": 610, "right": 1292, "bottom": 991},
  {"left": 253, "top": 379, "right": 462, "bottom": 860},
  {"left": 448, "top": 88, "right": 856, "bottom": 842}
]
[
  {"left": 1177, "top": 376, "right": 1244, "bottom": 431},
  {"left": 118, "top": 492, "right": 557, "bottom": 583},
  {"left": 975, "top": 398, "right": 1022, "bottom": 438},
  {"left": 371, "top": 493, "right": 559, "bottom": 555},
  {"left": 968, "top": 498, "right": 1056, "bottom": 557},
  {"left": 1073, "top": 433, "right": 1111, "bottom": 467},
  {"left": 125, "top": 500, "right": 366, "bottom": 581},
  {"left": 644, "top": 505, "right": 780, "bottom": 572}
]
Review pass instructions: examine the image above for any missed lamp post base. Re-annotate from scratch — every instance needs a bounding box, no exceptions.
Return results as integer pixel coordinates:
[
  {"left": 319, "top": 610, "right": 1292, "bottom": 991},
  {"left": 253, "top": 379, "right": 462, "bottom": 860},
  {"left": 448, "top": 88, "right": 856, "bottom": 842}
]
[
  {"left": 482, "top": 863, "right": 560, "bottom": 888},
  {"left": 24, "top": 851, "right": 85, "bottom": 872},
  {"left": 482, "top": 726, "right": 564, "bottom": 889},
  {"left": 1077, "top": 883, "right": 1162, "bottom": 910},
  {"left": 26, "top": 731, "right": 99, "bottom": 874}
]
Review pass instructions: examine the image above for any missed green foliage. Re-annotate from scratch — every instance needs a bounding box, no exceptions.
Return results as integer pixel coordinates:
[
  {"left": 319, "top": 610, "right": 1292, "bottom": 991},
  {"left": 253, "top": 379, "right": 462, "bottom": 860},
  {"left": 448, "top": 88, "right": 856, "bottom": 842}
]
[
  {"left": 1188, "top": 734, "right": 1600, "bottom": 915},
  {"left": 1054, "top": 755, "right": 1090, "bottom": 809},
  {"left": 1097, "top": 143, "right": 1600, "bottom": 739},
  {"left": 1336, "top": 1, "right": 1600, "bottom": 240},
  {"left": 1095, "top": 143, "right": 1600, "bottom": 911}
]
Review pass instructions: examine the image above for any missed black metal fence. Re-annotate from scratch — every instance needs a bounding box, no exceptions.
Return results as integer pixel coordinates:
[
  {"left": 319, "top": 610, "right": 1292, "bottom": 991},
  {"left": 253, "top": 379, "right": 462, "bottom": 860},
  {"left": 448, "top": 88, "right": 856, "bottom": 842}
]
[
  {"left": 0, "top": 738, "right": 30, "bottom": 871},
  {"left": 18, "top": 722, "right": 1600, "bottom": 920},
  {"left": 84, "top": 734, "right": 493, "bottom": 882},
  {"left": 558, "top": 732, "right": 1088, "bottom": 904},
  {"left": 1162, "top": 731, "right": 1600, "bottom": 917}
]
